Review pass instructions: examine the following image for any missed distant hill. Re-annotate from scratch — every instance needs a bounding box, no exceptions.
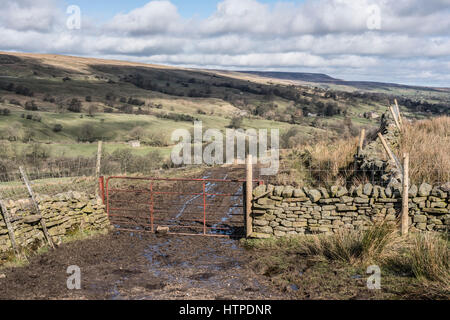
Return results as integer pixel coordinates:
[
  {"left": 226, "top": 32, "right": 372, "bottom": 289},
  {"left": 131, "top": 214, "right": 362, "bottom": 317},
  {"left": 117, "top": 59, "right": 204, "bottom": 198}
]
[
  {"left": 238, "top": 71, "right": 339, "bottom": 83},
  {"left": 238, "top": 70, "right": 449, "bottom": 93}
]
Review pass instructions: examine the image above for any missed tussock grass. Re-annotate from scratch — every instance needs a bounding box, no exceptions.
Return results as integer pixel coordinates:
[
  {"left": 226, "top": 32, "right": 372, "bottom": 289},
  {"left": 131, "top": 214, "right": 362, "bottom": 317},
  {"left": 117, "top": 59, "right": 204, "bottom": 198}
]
[
  {"left": 299, "top": 222, "right": 398, "bottom": 265},
  {"left": 410, "top": 233, "right": 449, "bottom": 286},
  {"left": 399, "top": 116, "right": 450, "bottom": 184}
]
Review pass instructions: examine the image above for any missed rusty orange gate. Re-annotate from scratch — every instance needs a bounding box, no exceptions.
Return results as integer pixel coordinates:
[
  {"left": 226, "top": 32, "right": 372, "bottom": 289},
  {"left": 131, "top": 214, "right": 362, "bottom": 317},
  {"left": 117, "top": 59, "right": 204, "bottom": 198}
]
[{"left": 102, "top": 176, "right": 262, "bottom": 237}]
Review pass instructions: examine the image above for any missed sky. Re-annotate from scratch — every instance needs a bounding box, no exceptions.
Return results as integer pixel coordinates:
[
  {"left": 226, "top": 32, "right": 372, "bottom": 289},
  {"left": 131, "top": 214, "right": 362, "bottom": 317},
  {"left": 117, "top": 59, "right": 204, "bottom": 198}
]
[{"left": 0, "top": 0, "right": 449, "bottom": 87}]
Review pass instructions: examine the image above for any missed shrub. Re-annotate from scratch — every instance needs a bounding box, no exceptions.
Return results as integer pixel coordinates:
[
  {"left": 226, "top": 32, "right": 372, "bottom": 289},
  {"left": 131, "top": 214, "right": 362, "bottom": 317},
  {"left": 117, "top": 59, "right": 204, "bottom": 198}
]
[
  {"left": 228, "top": 116, "right": 243, "bottom": 129},
  {"left": 299, "top": 221, "right": 397, "bottom": 265},
  {"left": 25, "top": 100, "right": 38, "bottom": 111},
  {"left": 1, "top": 108, "right": 10, "bottom": 116},
  {"left": 67, "top": 98, "right": 82, "bottom": 113},
  {"left": 53, "top": 124, "right": 63, "bottom": 133}
]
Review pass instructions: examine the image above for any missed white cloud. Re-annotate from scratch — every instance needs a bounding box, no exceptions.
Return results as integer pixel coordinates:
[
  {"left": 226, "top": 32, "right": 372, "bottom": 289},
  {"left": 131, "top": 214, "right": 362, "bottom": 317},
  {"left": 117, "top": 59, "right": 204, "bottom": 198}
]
[{"left": 0, "top": 0, "right": 449, "bottom": 87}]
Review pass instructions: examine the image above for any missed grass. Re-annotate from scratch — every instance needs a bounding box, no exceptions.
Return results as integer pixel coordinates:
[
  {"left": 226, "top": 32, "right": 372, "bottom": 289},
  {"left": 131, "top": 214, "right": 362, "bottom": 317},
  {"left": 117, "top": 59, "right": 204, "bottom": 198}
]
[
  {"left": 0, "top": 227, "right": 110, "bottom": 270},
  {"left": 411, "top": 233, "right": 449, "bottom": 285},
  {"left": 242, "top": 224, "right": 450, "bottom": 299},
  {"left": 398, "top": 116, "right": 450, "bottom": 185}
]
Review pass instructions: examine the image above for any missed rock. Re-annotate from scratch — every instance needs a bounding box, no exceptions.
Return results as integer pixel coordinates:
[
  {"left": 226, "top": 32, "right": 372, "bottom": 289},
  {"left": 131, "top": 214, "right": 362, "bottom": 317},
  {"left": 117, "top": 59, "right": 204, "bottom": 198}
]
[
  {"left": 319, "top": 187, "right": 329, "bottom": 199},
  {"left": 408, "top": 184, "right": 418, "bottom": 198},
  {"left": 418, "top": 183, "right": 432, "bottom": 197},
  {"left": 414, "top": 215, "right": 427, "bottom": 223},
  {"left": 385, "top": 187, "right": 392, "bottom": 198},
  {"left": 253, "top": 185, "right": 267, "bottom": 198},
  {"left": 251, "top": 233, "right": 271, "bottom": 239},
  {"left": 330, "top": 186, "right": 339, "bottom": 197},
  {"left": 256, "top": 226, "right": 273, "bottom": 234},
  {"left": 23, "top": 215, "right": 42, "bottom": 224},
  {"left": 0, "top": 274, "right": 5, "bottom": 279},
  {"left": 440, "top": 182, "right": 450, "bottom": 193},
  {"left": 254, "top": 219, "right": 269, "bottom": 226},
  {"left": 274, "top": 186, "right": 284, "bottom": 197},
  {"left": 156, "top": 226, "right": 169, "bottom": 234},
  {"left": 282, "top": 186, "right": 294, "bottom": 198},
  {"left": 336, "top": 186, "right": 348, "bottom": 197},
  {"left": 431, "top": 187, "right": 447, "bottom": 199},
  {"left": 363, "top": 183, "right": 373, "bottom": 196},
  {"left": 293, "top": 188, "right": 306, "bottom": 198},
  {"left": 307, "top": 189, "right": 321, "bottom": 202}
]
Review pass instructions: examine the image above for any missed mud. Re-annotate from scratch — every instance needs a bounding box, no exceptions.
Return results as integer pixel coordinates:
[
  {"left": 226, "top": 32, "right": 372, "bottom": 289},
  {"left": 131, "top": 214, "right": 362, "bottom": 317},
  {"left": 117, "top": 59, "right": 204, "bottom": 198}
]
[
  {"left": 0, "top": 232, "right": 290, "bottom": 300},
  {"left": 1, "top": 166, "right": 291, "bottom": 300}
]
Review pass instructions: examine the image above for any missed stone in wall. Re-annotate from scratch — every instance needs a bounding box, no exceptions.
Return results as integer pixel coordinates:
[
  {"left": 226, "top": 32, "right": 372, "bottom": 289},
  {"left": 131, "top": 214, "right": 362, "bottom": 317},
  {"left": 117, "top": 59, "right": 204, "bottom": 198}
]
[
  {"left": 0, "top": 191, "right": 111, "bottom": 253},
  {"left": 251, "top": 183, "right": 449, "bottom": 239}
]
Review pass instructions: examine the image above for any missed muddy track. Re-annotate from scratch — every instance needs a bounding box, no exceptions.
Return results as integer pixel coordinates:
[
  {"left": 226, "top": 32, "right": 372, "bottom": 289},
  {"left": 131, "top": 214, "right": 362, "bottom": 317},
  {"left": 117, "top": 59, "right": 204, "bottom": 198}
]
[{"left": 0, "top": 167, "right": 290, "bottom": 300}]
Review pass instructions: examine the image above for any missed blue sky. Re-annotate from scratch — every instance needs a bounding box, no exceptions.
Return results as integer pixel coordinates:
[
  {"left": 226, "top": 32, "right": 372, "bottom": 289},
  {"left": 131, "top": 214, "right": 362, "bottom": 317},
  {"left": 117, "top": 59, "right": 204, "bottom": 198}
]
[
  {"left": 63, "top": 0, "right": 305, "bottom": 20},
  {"left": 1, "top": 0, "right": 449, "bottom": 87}
]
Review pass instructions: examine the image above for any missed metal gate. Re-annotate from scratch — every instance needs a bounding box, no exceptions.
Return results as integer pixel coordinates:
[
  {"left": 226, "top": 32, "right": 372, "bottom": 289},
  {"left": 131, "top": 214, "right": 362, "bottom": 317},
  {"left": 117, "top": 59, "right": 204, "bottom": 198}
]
[{"left": 104, "top": 176, "right": 262, "bottom": 237}]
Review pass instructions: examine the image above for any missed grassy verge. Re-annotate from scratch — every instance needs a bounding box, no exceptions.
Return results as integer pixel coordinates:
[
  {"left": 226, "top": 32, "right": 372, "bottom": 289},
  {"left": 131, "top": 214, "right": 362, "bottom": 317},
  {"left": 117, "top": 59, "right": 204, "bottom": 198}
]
[
  {"left": 242, "top": 224, "right": 450, "bottom": 300},
  {"left": 0, "top": 227, "right": 110, "bottom": 271}
]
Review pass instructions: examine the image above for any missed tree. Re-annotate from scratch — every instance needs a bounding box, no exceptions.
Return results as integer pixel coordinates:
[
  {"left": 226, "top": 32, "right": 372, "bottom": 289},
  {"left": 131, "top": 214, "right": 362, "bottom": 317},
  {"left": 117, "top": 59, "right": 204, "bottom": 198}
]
[
  {"left": 87, "top": 105, "right": 98, "bottom": 117},
  {"left": 229, "top": 116, "right": 243, "bottom": 129},
  {"left": 67, "top": 98, "right": 82, "bottom": 113},
  {"left": 78, "top": 124, "right": 96, "bottom": 142},
  {"left": 129, "top": 126, "right": 145, "bottom": 141}
]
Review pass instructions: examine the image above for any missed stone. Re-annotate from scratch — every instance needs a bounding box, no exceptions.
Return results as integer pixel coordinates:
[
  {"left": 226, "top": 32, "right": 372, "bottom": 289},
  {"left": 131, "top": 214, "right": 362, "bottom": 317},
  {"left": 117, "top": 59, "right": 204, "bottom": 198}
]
[
  {"left": 319, "top": 187, "right": 330, "bottom": 199},
  {"left": 431, "top": 187, "right": 447, "bottom": 199},
  {"left": 253, "top": 185, "right": 268, "bottom": 198},
  {"left": 418, "top": 183, "right": 432, "bottom": 197},
  {"left": 156, "top": 226, "right": 169, "bottom": 234},
  {"left": 256, "top": 226, "right": 273, "bottom": 234},
  {"left": 385, "top": 187, "right": 392, "bottom": 198},
  {"left": 363, "top": 183, "right": 373, "bottom": 196},
  {"left": 408, "top": 185, "right": 418, "bottom": 198},
  {"left": 354, "top": 197, "right": 370, "bottom": 204},
  {"left": 414, "top": 215, "right": 427, "bottom": 223},
  {"left": 416, "top": 223, "right": 427, "bottom": 230},
  {"left": 337, "top": 204, "right": 357, "bottom": 211},
  {"left": 336, "top": 187, "right": 348, "bottom": 197},
  {"left": 293, "top": 188, "right": 306, "bottom": 198},
  {"left": 254, "top": 219, "right": 270, "bottom": 226},
  {"left": 23, "top": 215, "right": 42, "bottom": 224},
  {"left": 307, "top": 189, "right": 322, "bottom": 202},
  {"left": 251, "top": 233, "right": 271, "bottom": 239},
  {"left": 330, "top": 186, "right": 339, "bottom": 197},
  {"left": 274, "top": 186, "right": 284, "bottom": 197},
  {"left": 282, "top": 186, "right": 294, "bottom": 198}
]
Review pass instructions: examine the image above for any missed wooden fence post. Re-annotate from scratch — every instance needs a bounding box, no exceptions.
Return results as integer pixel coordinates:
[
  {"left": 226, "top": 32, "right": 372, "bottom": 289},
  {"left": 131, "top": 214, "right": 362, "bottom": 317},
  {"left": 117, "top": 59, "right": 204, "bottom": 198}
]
[
  {"left": 0, "top": 197, "right": 20, "bottom": 257},
  {"left": 246, "top": 154, "right": 253, "bottom": 238},
  {"left": 95, "top": 141, "right": 103, "bottom": 198},
  {"left": 19, "top": 167, "right": 55, "bottom": 249},
  {"left": 402, "top": 153, "right": 410, "bottom": 236},
  {"left": 358, "top": 129, "right": 366, "bottom": 155},
  {"left": 389, "top": 105, "right": 401, "bottom": 130},
  {"left": 394, "top": 99, "right": 404, "bottom": 128},
  {"left": 377, "top": 133, "right": 396, "bottom": 164}
]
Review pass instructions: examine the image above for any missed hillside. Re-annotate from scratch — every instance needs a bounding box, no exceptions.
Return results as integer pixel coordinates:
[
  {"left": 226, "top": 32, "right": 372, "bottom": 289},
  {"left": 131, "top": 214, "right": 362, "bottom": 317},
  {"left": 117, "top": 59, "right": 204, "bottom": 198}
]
[{"left": 0, "top": 51, "right": 448, "bottom": 168}]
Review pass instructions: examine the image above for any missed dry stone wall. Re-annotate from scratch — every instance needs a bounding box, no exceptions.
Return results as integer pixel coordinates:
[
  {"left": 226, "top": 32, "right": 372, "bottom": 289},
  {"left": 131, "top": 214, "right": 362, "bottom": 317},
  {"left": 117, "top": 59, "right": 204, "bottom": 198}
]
[
  {"left": 251, "top": 182, "right": 450, "bottom": 238},
  {"left": 0, "top": 191, "right": 110, "bottom": 253}
]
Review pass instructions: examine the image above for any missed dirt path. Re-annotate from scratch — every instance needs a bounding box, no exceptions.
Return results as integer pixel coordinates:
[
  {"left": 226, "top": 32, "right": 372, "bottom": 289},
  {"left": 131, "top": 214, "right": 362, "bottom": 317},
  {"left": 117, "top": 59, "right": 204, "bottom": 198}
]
[
  {"left": 1, "top": 166, "right": 291, "bottom": 300},
  {"left": 0, "top": 232, "right": 291, "bottom": 300}
]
